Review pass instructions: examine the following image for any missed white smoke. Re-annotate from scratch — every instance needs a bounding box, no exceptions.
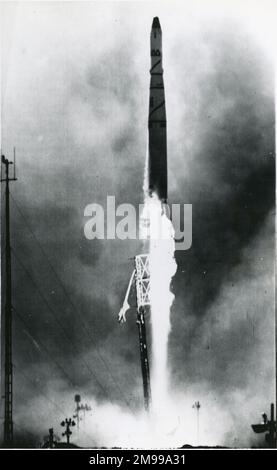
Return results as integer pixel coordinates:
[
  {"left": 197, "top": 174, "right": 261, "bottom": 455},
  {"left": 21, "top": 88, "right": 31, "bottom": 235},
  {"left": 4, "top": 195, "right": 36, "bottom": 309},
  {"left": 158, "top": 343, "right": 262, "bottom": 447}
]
[
  {"left": 147, "top": 194, "right": 177, "bottom": 411},
  {"left": 139, "top": 118, "right": 178, "bottom": 435}
]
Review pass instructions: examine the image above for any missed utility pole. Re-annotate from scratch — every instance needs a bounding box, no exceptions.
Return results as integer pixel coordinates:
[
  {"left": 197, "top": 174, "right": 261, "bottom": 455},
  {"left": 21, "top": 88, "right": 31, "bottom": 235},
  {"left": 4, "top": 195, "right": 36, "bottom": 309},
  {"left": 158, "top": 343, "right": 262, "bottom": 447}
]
[
  {"left": 74, "top": 394, "right": 81, "bottom": 430},
  {"left": 1, "top": 153, "right": 17, "bottom": 447},
  {"left": 193, "top": 401, "right": 201, "bottom": 446},
  {"left": 269, "top": 403, "right": 276, "bottom": 448},
  {"left": 42, "top": 427, "right": 60, "bottom": 448},
  {"left": 60, "top": 418, "right": 76, "bottom": 445},
  {"left": 73, "top": 394, "right": 92, "bottom": 430},
  {"left": 44, "top": 428, "right": 56, "bottom": 448}
]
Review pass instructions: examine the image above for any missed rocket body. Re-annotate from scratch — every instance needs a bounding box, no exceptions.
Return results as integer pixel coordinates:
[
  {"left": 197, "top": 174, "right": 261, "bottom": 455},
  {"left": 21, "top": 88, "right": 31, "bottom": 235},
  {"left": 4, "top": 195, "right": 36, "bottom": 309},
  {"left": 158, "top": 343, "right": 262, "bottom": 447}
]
[{"left": 148, "top": 17, "right": 167, "bottom": 203}]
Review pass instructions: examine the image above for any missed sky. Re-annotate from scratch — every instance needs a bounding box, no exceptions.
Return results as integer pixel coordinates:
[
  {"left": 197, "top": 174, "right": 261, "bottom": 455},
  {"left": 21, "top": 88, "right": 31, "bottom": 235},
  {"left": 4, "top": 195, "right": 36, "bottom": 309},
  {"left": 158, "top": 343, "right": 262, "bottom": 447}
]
[{"left": 0, "top": 1, "right": 276, "bottom": 447}]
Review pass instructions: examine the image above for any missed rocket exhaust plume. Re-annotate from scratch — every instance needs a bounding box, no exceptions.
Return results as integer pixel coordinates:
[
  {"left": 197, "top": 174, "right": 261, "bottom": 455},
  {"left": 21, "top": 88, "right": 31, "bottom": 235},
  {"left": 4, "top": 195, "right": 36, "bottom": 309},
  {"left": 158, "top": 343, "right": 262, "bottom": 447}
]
[{"left": 148, "top": 196, "right": 177, "bottom": 412}]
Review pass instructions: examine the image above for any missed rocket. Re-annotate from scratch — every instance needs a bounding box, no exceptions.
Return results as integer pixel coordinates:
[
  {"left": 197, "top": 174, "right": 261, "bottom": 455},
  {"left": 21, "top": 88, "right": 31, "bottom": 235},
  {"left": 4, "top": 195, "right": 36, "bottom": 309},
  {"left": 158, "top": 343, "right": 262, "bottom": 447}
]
[
  {"left": 118, "top": 17, "right": 169, "bottom": 411},
  {"left": 148, "top": 17, "right": 167, "bottom": 203}
]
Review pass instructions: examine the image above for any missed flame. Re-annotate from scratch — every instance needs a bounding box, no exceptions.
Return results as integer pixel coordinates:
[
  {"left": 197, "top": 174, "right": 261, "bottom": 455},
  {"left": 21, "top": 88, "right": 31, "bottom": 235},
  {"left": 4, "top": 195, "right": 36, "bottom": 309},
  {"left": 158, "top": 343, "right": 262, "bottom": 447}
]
[
  {"left": 139, "top": 189, "right": 177, "bottom": 442},
  {"left": 148, "top": 194, "right": 177, "bottom": 411},
  {"left": 141, "top": 131, "right": 177, "bottom": 424}
]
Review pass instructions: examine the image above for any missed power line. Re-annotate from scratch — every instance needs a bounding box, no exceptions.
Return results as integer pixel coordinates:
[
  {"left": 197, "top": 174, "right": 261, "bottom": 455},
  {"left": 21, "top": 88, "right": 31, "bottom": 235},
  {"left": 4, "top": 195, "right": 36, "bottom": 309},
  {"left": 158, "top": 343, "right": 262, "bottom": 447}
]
[
  {"left": 9, "top": 193, "right": 134, "bottom": 411},
  {"left": 13, "top": 365, "right": 93, "bottom": 444},
  {"left": 13, "top": 364, "right": 68, "bottom": 418},
  {"left": 13, "top": 423, "right": 36, "bottom": 440},
  {"left": 11, "top": 248, "right": 111, "bottom": 399},
  {"left": 14, "top": 365, "right": 94, "bottom": 439},
  {"left": 13, "top": 306, "right": 76, "bottom": 388},
  {"left": 12, "top": 313, "right": 93, "bottom": 443}
]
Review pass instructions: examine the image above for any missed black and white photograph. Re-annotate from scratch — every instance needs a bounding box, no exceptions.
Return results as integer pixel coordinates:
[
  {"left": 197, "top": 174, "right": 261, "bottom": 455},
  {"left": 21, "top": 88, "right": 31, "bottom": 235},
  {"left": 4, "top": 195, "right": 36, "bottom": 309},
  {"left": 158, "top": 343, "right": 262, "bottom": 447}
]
[{"left": 0, "top": 0, "right": 276, "bottom": 454}]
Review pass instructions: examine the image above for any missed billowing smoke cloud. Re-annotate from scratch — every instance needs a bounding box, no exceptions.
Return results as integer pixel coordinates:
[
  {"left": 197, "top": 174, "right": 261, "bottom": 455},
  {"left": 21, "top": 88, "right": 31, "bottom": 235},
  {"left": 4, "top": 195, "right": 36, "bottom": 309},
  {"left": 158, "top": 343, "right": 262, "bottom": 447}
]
[{"left": 1, "top": 2, "right": 275, "bottom": 447}]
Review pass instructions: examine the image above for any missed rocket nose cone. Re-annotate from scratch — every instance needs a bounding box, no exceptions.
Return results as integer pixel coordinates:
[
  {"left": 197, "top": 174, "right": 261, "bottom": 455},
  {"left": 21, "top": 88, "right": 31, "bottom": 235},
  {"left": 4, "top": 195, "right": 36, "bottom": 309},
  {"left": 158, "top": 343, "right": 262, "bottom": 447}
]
[{"left": 152, "top": 17, "right": 161, "bottom": 29}]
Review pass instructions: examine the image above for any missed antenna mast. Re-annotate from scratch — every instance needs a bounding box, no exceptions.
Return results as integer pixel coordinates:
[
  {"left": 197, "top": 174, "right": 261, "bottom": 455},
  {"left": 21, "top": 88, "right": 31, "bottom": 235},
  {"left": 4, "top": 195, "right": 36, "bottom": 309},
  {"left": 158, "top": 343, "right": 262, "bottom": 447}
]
[{"left": 1, "top": 153, "right": 17, "bottom": 447}]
